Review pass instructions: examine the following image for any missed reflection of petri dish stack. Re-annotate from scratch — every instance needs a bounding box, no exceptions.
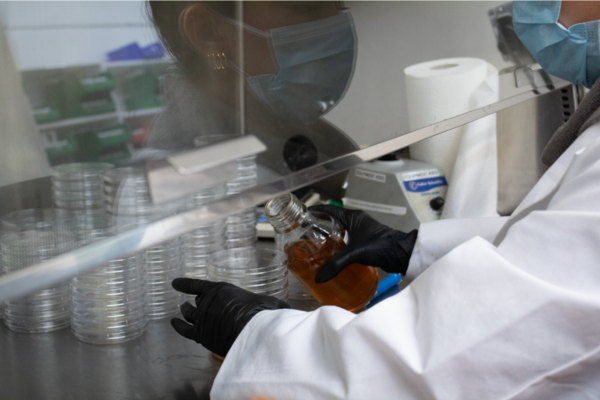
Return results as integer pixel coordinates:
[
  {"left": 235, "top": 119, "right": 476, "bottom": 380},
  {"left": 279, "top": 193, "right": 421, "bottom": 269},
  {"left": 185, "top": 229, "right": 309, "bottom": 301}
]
[
  {"left": 51, "top": 163, "right": 113, "bottom": 221},
  {"left": 1, "top": 230, "right": 77, "bottom": 333},
  {"left": 226, "top": 156, "right": 258, "bottom": 249},
  {"left": 71, "top": 227, "right": 148, "bottom": 344},
  {"left": 103, "top": 167, "right": 183, "bottom": 320},
  {"left": 207, "top": 248, "right": 288, "bottom": 301}
]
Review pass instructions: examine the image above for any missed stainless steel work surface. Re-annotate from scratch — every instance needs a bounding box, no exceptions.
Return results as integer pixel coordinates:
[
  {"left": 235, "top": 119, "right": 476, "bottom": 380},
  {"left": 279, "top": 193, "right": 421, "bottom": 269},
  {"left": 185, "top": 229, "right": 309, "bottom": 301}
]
[
  {"left": 0, "top": 239, "right": 324, "bottom": 400},
  {"left": 0, "top": 319, "right": 221, "bottom": 400},
  {"left": 0, "top": 296, "right": 396, "bottom": 400}
]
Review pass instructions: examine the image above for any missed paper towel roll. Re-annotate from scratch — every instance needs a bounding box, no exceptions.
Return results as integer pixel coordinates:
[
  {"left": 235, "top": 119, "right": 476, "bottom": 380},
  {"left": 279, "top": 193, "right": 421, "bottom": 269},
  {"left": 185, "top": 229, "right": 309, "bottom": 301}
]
[{"left": 404, "top": 57, "right": 489, "bottom": 181}]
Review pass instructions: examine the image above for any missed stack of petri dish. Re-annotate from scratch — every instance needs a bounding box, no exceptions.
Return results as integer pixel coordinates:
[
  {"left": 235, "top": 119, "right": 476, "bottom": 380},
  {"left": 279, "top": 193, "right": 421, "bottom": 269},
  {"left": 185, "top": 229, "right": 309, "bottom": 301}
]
[
  {"left": 0, "top": 208, "right": 76, "bottom": 317},
  {"left": 226, "top": 156, "right": 259, "bottom": 249},
  {"left": 1, "top": 230, "right": 77, "bottom": 333},
  {"left": 207, "top": 248, "right": 289, "bottom": 301},
  {"left": 144, "top": 238, "right": 184, "bottom": 319},
  {"left": 103, "top": 167, "right": 183, "bottom": 320},
  {"left": 103, "top": 167, "right": 163, "bottom": 228},
  {"left": 0, "top": 224, "right": 18, "bottom": 320},
  {"left": 71, "top": 226, "right": 148, "bottom": 344},
  {"left": 0, "top": 208, "right": 73, "bottom": 231},
  {"left": 181, "top": 185, "right": 227, "bottom": 281},
  {"left": 193, "top": 136, "right": 259, "bottom": 250},
  {"left": 179, "top": 185, "right": 227, "bottom": 303},
  {"left": 51, "top": 163, "right": 113, "bottom": 222}
]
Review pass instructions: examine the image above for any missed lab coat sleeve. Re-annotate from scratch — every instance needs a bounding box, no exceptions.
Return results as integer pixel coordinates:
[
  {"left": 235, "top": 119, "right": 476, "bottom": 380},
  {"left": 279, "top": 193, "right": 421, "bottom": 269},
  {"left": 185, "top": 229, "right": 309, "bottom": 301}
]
[
  {"left": 211, "top": 134, "right": 600, "bottom": 400},
  {"left": 406, "top": 216, "right": 507, "bottom": 281}
]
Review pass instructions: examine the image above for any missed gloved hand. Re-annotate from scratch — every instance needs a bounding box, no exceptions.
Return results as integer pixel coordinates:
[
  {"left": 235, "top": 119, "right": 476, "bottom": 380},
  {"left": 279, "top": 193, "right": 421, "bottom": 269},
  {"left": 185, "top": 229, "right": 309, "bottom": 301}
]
[
  {"left": 309, "top": 205, "right": 418, "bottom": 283},
  {"left": 170, "top": 278, "right": 290, "bottom": 357}
]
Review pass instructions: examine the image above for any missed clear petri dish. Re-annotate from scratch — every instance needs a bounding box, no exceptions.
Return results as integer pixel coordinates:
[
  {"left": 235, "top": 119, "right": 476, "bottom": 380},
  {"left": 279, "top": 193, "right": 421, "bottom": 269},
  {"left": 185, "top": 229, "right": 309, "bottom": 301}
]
[
  {"left": 77, "top": 265, "right": 142, "bottom": 276},
  {"left": 72, "top": 315, "right": 148, "bottom": 331},
  {"left": 71, "top": 305, "right": 147, "bottom": 321},
  {"left": 103, "top": 167, "right": 147, "bottom": 185},
  {"left": 207, "top": 248, "right": 288, "bottom": 297},
  {"left": 145, "top": 250, "right": 181, "bottom": 260},
  {"left": 183, "top": 236, "right": 223, "bottom": 245},
  {"left": 73, "top": 270, "right": 145, "bottom": 283},
  {"left": 5, "top": 295, "right": 71, "bottom": 310},
  {"left": 104, "top": 193, "right": 151, "bottom": 205},
  {"left": 146, "top": 305, "right": 181, "bottom": 320},
  {"left": 51, "top": 163, "right": 114, "bottom": 181},
  {"left": 227, "top": 209, "right": 257, "bottom": 222},
  {"left": 72, "top": 324, "right": 148, "bottom": 345},
  {"left": 226, "top": 218, "right": 257, "bottom": 229},
  {"left": 52, "top": 179, "right": 105, "bottom": 192},
  {"left": 53, "top": 188, "right": 105, "bottom": 200},
  {"left": 71, "top": 293, "right": 146, "bottom": 307},
  {"left": 54, "top": 191, "right": 104, "bottom": 201},
  {"left": 4, "top": 316, "right": 71, "bottom": 333},
  {"left": 183, "top": 234, "right": 226, "bottom": 245},
  {"left": 71, "top": 279, "right": 146, "bottom": 293},
  {"left": 54, "top": 198, "right": 105, "bottom": 210},
  {"left": 103, "top": 186, "right": 150, "bottom": 200},
  {"left": 71, "top": 295, "right": 146, "bottom": 310},
  {"left": 71, "top": 315, "right": 148, "bottom": 332},
  {"left": 0, "top": 209, "right": 73, "bottom": 232},
  {"left": 105, "top": 203, "right": 159, "bottom": 216},
  {"left": 225, "top": 237, "right": 257, "bottom": 248},
  {"left": 182, "top": 249, "right": 218, "bottom": 259},
  {"left": 184, "top": 270, "right": 207, "bottom": 278},
  {"left": 72, "top": 307, "right": 146, "bottom": 319}
]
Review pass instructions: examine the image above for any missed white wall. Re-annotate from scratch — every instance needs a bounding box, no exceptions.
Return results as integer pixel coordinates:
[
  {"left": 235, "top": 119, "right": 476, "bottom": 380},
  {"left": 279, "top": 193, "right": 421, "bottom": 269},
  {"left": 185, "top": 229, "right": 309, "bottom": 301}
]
[
  {"left": 0, "top": 1, "right": 159, "bottom": 70},
  {"left": 325, "top": 1, "right": 511, "bottom": 147}
]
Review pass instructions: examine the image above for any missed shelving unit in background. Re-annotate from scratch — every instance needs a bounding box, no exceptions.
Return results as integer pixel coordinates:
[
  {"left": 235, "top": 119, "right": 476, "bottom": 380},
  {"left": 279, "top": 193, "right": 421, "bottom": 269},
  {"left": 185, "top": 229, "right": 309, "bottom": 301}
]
[{"left": 21, "top": 58, "right": 173, "bottom": 166}]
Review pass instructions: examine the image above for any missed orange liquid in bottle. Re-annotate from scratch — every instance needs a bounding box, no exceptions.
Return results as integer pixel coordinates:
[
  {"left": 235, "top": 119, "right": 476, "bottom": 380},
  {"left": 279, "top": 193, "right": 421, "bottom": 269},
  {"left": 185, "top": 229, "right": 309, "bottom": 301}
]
[{"left": 285, "top": 236, "right": 379, "bottom": 311}]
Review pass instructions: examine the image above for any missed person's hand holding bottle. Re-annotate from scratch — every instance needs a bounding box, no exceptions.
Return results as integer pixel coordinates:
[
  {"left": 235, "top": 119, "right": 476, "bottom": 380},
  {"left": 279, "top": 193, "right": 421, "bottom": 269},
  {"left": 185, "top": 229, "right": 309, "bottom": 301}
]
[{"left": 309, "top": 205, "right": 418, "bottom": 283}]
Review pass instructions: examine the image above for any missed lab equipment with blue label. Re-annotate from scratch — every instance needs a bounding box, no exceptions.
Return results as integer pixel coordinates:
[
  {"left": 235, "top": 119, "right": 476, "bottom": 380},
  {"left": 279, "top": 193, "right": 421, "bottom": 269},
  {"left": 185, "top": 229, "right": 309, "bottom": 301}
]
[{"left": 344, "top": 157, "right": 448, "bottom": 232}]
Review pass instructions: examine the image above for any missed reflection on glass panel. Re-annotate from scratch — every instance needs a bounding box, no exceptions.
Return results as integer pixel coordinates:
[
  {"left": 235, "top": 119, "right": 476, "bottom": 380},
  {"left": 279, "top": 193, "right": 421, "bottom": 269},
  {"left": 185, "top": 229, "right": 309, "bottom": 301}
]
[
  {"left": 2, "top": 1, "right": 541, "bottom": 196},
  {"left": 0, "top": 1, "right": 569, "bottom": 314},
  {"left": 147, "top": 1, "right": 360, "bottom": 200}
]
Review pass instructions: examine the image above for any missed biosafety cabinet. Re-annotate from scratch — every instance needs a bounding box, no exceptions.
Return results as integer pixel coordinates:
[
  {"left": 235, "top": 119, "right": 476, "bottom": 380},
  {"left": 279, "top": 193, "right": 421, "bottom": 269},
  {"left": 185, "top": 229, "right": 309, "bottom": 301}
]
[{"left": 0, "top": 1, "right": 578, "bottom": 398}]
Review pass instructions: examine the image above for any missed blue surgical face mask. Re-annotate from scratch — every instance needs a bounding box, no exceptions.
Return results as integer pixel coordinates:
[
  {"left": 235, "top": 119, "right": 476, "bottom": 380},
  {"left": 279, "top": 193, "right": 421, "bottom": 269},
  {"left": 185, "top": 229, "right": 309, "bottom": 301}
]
[
  {"left": 513, "top": 1, "right": 600, "bottom": 88},
  {"left": 222, "top": 13, "right": 357, "bottom": 125}
]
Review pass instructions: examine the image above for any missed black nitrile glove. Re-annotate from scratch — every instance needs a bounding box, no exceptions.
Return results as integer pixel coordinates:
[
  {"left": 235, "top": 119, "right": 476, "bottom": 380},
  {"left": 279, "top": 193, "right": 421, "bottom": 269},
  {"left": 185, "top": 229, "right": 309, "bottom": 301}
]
[
  {"left": 309, "top": 205, "right": 418, "bottom": 283},
  {"left": 170, "top": 278, "right": 290, "bottom": 357}
]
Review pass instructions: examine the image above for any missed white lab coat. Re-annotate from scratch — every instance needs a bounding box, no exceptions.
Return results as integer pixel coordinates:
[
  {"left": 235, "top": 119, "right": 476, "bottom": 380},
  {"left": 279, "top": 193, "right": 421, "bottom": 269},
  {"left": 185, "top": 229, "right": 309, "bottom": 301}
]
[{"left": 211, "top": 122, "right": 600, "bottom": 400}]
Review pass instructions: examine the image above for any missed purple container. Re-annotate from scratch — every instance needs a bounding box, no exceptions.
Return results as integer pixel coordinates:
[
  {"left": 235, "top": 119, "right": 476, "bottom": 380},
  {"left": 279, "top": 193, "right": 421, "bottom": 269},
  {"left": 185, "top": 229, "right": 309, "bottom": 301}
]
[
  {"left": 141, "top": 42, "right": 165, "bottom": 59},
  {"left": 107, "top": 43, "right": 143, "bottom": 62}
]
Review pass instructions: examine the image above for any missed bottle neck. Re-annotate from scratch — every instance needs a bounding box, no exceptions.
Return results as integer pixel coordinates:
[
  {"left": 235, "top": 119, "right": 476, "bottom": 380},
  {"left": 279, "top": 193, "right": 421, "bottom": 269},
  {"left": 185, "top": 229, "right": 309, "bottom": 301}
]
[{"left": 264, "top": 193, "right": 307, "bottom": 234}]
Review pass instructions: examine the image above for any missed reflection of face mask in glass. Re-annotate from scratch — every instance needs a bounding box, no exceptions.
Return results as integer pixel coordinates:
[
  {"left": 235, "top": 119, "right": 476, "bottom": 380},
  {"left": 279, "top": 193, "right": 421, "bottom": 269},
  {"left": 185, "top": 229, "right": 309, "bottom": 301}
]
[
  {"left": 223, "top": 13, "right": 357, "bottom": 125},
  {"left": 513, "top": 1, "right": 600, "bottom": 88}
]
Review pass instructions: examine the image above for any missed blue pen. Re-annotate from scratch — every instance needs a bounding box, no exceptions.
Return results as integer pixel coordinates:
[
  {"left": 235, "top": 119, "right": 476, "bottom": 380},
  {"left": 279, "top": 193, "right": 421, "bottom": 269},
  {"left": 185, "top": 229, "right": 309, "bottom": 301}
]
[{"left": 372, "top": 273, "right": 402, "bottom": 301}]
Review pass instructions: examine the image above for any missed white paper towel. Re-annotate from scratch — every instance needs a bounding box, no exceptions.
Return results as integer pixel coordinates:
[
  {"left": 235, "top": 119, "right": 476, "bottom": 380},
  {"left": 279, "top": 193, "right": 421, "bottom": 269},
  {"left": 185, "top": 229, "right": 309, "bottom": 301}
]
[{"left": 404, "top": 57, "right": 499, "bottom": 219}]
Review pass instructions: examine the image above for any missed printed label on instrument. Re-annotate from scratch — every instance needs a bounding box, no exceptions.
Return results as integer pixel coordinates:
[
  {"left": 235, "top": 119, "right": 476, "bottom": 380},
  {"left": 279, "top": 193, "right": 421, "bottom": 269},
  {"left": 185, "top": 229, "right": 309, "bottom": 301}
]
[
  {"left": 402, "top": 169, "right": 440, "bottom": 181},
  {"left": 355, "top": 168, "right": 386, "bottom": 183},
  {"left": 343, "top": 198, "right": 407, "bottom": 216},
  {"left": 403, "top": 176, "right": 448, "bottom": 193}
]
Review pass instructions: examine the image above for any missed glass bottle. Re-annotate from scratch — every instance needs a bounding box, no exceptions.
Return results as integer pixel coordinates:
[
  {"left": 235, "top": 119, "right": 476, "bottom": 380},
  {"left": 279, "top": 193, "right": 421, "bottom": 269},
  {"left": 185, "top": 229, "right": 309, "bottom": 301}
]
[{"left": 265, "top": 193, "right": 379, "bottom": 311}]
